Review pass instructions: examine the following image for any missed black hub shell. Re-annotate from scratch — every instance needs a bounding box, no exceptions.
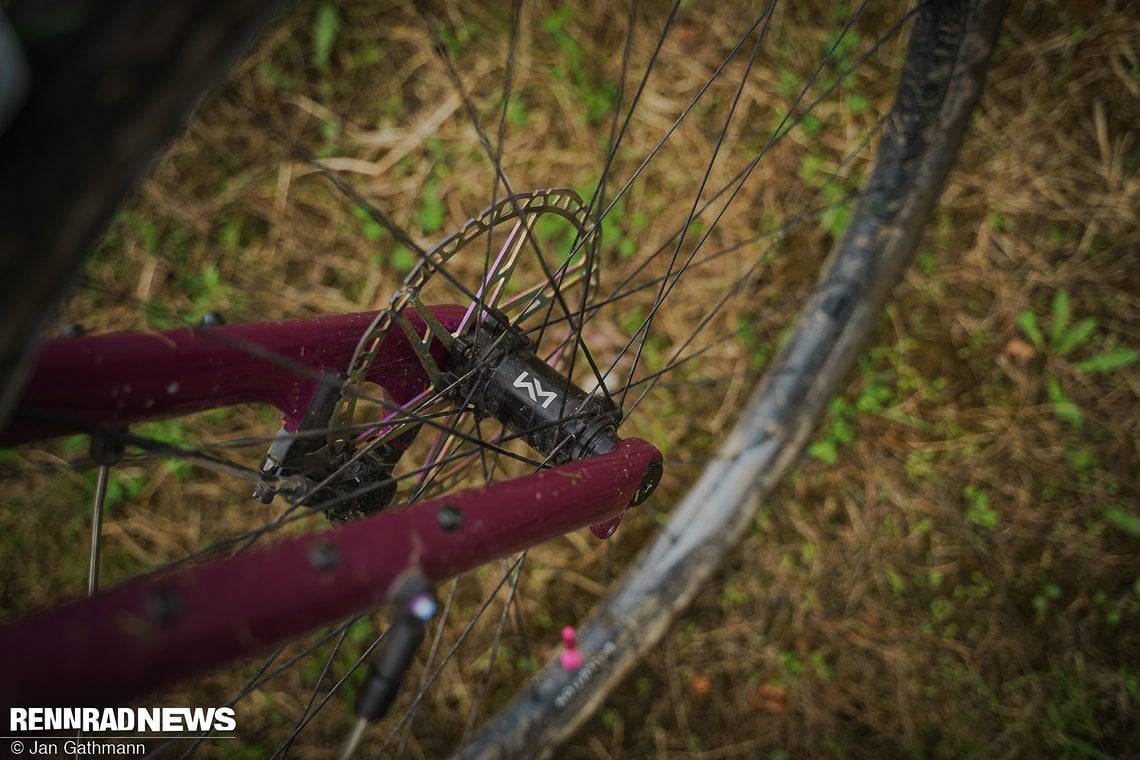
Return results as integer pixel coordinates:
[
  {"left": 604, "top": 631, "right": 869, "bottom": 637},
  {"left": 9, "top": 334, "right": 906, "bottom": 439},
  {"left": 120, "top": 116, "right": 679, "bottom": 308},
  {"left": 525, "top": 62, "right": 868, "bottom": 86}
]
[{"left": 445, "top": 321, "right": 621, "bottom": 466}]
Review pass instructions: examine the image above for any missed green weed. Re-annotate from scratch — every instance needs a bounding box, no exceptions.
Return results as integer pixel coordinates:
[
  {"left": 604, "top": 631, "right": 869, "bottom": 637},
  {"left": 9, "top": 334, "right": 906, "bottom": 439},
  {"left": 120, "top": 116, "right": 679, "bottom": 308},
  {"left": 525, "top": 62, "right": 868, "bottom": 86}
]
[
  {"left": 416, "top": 177, "right": 446, "bottom": 234},
  {"left": 259, "top": 61, "right": 295, "bottom": 91},
  {"left": 719, "top": 576, "right": 748, "bottom": 610},
  {"left": 963, "top": 483, "right": 998, "bottom": 530},
  {"left": 353, "top": 206, "right": 384, "bottom": 242},
  {"left": 1017, "top": 289, "right": 1137, "bottom": 428},
  {"left": 809, "top": 342, "right": 926, "bottom": 465},
  {"left": 80, "top": 467, "right": 145, "bottom": 520},
  {"left": 1032, "top": 581, "right": 1063, "bottom": 623},
  {"left": 1103, "top": 507, "right": 1140, "bottom": 539},
  {"left": 312, "top": 4, "right": 342, "bottom": 71},
  {"left": 541, "top": 7, "right": 615, "bottom": 125},
  {"left": 808, "top": 396, "right": 856, "bottom": 465}
]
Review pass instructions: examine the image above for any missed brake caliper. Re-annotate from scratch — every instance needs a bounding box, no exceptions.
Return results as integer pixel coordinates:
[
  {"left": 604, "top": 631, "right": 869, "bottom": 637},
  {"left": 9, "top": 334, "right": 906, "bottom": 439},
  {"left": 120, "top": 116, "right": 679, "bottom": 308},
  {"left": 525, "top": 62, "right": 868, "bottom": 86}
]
[{"left": 251, "top": 371, "right": 409, "bottom": 523}]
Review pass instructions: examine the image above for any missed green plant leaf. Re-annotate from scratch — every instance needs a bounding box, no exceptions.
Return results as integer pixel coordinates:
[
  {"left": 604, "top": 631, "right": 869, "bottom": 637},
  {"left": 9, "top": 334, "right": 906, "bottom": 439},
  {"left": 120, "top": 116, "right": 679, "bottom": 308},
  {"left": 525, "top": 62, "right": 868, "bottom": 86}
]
[
  {"left": 1054, "top": 317, "right": 1097, "bottom": 356},
  {"left": 417, "top": 186, "right": 446, "bottom": 234},
  {"left": 848, "top": 92, "right": 871, "bottom": 115},
  {"left": 353, "top": 205, "right": 383, "bottom": 241},
  {"left": 1016, "top": 309, "right": 1044, "bottom": 351},
  {"left": 801, "top": 113, "right": 823, "bottom": 137},
  {"left": 1049, "top": 290, "right": 1071, "bottom": 345},
  {"left": 391, "top": 246, "right": 416, "bottom": 274},
  {"left": 808, "top": 439, "right": 838, "bottom": 465},
  {"left": 1074, "top": 348, "right": 1138, "bottom": 374},
  {"left": 313, "top": 4, "right": 341, "bottom": 71},
  {"left": 820, "top": 203, "right": 849, "bottom": 239},
  {"left": 963, "top": 484, "right": 999, "bottom": 529},
  {"left": 259, "top": 62, "right": 294, "bottom": 92},
  {"left": 1104, "top": 507, "right": 1140, "bottom": 538},
  {"left": 542, "top": 6, "right": 574, "bottom": 35},
  {"left": 1045, "top": 375, "right": 1083, "bottom": 428}
]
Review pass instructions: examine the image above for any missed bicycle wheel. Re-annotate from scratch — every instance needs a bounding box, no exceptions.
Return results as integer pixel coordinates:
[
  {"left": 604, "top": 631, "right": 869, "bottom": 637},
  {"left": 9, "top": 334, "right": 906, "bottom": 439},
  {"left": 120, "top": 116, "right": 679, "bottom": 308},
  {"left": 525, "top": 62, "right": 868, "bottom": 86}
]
[{"left": 0, "top": 0, "right": 1003, "bottom": 756}]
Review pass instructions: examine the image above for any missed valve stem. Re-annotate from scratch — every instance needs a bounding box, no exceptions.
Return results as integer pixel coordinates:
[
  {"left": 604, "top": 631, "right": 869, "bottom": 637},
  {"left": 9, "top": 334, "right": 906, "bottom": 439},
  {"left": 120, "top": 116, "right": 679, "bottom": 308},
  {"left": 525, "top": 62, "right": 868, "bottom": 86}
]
[
  {"left": 339, "top": 572, "right": 438, "bottom": 759},
  {"left": 560, "top": 626, "right": 583, "bottom": 671}
]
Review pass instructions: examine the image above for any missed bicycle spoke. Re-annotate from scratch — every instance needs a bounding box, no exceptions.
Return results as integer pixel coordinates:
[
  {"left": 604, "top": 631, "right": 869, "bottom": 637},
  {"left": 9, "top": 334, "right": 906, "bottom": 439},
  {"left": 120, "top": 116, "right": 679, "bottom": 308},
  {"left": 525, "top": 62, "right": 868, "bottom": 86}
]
[
  {"left": 86, "top": 464, "right": 110, "bottom": 596},
  {"left": 461, "top": 553, "right": 527, "bottom": 744}
]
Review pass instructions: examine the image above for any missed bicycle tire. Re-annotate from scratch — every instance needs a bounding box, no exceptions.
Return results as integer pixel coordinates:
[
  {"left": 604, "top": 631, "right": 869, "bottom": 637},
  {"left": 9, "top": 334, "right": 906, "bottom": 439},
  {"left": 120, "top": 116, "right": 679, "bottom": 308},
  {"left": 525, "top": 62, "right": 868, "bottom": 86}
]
[{"left": 0, "top": 1, "right": 1004, "bottom": 756}]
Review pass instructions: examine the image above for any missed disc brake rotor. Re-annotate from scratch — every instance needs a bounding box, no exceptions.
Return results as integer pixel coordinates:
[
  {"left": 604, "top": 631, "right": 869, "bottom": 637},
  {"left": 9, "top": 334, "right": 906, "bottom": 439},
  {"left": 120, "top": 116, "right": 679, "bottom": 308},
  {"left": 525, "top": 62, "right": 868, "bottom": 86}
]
[{"left": 331, "top": 188, "right": 602, "bottom": 462}]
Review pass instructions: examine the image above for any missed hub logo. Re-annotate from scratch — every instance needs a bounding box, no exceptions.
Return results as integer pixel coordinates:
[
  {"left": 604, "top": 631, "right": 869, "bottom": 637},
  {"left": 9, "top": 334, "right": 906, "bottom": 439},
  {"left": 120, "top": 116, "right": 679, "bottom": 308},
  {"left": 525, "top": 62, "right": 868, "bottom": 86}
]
[{"left": 513, "top": 371, "right": 558, "bottom": 409}]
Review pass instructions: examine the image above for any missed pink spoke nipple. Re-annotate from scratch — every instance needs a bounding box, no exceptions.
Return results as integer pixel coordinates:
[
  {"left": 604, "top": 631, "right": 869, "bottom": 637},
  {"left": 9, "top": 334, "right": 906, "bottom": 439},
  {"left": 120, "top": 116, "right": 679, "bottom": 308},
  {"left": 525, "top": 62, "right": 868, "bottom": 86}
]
[{"left": 559, "top": 625, "right": 583, "bottom": 671}]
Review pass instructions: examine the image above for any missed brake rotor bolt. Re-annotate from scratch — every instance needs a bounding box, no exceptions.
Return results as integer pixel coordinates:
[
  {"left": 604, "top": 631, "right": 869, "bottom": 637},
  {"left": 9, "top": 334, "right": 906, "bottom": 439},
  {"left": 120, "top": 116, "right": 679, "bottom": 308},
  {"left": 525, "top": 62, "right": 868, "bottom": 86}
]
[{"left": 560, "top": 626, "right": 583, "bottom": 671}]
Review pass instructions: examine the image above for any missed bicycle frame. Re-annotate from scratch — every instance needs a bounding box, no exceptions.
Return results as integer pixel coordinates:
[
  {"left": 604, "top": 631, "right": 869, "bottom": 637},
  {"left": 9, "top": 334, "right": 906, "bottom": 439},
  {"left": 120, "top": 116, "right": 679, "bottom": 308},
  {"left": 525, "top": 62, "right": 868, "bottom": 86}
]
[
  {"left": 2, "top": 306, "right": 467, "bottom": 444},
  {"left": 0, "top": 308, "right": 661, "bottom": 708}
]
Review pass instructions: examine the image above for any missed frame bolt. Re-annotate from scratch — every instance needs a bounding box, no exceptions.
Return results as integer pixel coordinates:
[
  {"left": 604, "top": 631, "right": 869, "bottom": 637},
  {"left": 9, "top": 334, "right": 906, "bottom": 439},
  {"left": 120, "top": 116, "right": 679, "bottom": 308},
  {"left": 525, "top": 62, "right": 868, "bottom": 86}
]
[
  {"left": 309, "top": 542, "right": 341, "bottom": 573},
  {"left": 437, "top": 504, "right": 463, "bottom": 532},
  {"left": 148, "top": 587, "right": 183, "bottom": 624}
]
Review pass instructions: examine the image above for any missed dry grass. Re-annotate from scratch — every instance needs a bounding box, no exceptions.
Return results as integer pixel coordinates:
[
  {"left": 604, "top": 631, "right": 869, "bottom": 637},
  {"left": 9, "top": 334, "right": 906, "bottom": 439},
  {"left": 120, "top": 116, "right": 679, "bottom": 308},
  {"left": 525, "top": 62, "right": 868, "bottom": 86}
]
[{"left": 1, "top": 0, "right": 1136, "bottom": 757}]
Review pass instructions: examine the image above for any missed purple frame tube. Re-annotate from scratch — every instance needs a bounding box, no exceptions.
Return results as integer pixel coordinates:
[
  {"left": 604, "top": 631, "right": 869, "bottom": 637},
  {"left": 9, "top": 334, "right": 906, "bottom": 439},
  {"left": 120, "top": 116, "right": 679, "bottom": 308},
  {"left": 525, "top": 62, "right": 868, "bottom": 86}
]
[
  {"left": 3, "top": 305, "right": 467, "bottom": 445},
  {"left": 0, "top": 309, "right": 663, "bottom": 709},
  {"left": 0, "top": 438, "right": 659, "bottom": 709}
]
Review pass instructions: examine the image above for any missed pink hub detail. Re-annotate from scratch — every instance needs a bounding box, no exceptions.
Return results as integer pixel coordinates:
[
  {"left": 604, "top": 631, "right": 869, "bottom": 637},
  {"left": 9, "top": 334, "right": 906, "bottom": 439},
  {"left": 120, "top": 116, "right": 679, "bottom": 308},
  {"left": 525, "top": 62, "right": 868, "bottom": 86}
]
[{"left": 559, "top": 625, "right": 583, "bottom": 671}]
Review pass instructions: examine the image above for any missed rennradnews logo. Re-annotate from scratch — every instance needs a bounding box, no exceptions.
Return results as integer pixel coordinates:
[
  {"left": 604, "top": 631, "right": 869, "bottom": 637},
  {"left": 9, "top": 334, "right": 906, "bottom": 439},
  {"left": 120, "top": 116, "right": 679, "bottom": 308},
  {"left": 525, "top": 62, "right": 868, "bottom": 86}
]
[{"left": 9, "top": 707, "right": 237, "bottom": 732}]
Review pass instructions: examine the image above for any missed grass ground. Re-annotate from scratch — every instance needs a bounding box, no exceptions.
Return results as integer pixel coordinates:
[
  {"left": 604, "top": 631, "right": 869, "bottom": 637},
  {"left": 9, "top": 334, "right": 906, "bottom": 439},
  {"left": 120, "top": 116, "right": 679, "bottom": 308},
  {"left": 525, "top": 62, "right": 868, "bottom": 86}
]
[{"left": 1, "top": 0, "right": 1136, "bottom": 757}]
